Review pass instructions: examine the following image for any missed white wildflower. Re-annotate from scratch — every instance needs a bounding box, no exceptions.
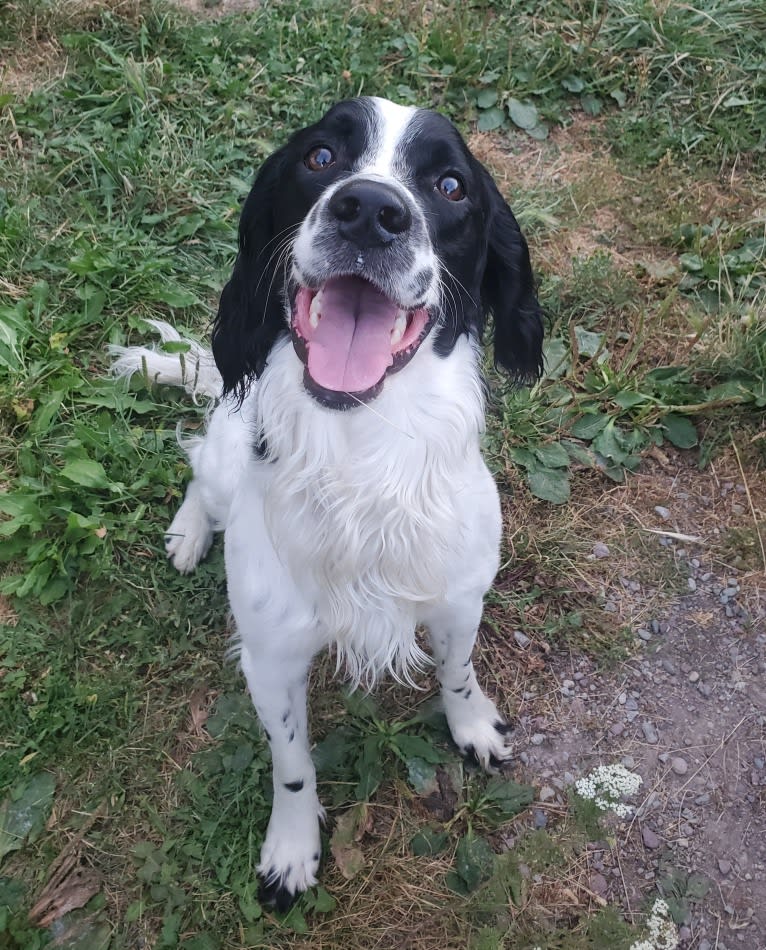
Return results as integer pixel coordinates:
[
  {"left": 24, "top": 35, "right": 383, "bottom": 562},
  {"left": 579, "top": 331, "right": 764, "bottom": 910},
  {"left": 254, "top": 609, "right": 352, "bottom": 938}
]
[
  {"left": 574, "top": 763, "right": 642, "bottom": 817},
  {"left": 629, "top": 898, "right": 679, "bottom": 950}
]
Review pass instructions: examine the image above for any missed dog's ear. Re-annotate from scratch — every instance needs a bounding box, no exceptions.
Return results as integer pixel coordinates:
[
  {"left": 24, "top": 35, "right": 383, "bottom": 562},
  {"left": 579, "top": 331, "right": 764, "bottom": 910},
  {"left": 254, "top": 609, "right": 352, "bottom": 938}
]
[
  {"left": 212, "top": 147, "right": 291, "bottom": 401},
  {"left": 480, "top": 174, "right": 544, "bottom": 383}
]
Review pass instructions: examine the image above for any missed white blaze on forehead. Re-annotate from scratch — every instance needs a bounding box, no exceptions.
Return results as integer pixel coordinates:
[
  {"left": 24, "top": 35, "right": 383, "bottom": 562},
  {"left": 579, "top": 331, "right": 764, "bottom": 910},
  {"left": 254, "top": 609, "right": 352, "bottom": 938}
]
[{"left": 358, "top": 97, "right": 417, "bottom": 178}]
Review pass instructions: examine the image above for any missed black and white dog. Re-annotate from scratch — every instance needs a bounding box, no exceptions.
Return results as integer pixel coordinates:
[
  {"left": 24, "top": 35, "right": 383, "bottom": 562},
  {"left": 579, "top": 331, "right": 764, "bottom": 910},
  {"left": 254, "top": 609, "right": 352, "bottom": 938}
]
[{"left": 112, "top": 97, "right": 543, "bottom": 908}]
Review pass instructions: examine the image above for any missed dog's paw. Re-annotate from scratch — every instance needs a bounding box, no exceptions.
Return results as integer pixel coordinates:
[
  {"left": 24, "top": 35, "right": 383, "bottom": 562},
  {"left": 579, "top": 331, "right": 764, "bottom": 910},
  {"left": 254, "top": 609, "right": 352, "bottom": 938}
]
[
  {"left": 257, "top": 809, "right": 322, "bottom": 911},
  {"left": 165, "top": 500, "right": 213, "bottom": 574},
  {"left": 443, "top": 689, "right": 513, "bottom": 772}
]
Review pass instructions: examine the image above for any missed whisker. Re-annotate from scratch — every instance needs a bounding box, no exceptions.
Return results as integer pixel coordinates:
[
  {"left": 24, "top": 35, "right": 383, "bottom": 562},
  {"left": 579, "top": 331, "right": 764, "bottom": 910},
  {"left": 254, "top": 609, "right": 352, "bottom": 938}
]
[{"left": 343, "top": 392, "right": 415, "bottom": 440}]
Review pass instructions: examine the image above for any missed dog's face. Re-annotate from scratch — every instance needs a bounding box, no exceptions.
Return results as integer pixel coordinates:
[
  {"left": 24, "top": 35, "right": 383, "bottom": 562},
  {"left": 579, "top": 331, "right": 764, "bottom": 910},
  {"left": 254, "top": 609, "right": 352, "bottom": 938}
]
[{"left": 213, "top": 97, "right": 543, "bottom": 408}]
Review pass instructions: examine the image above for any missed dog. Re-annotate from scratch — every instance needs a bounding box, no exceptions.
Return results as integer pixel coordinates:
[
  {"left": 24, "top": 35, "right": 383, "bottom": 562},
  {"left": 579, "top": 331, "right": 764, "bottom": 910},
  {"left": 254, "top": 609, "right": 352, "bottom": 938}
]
[{"left": 111, "top": 96, "right": 543, "bottom": 909}]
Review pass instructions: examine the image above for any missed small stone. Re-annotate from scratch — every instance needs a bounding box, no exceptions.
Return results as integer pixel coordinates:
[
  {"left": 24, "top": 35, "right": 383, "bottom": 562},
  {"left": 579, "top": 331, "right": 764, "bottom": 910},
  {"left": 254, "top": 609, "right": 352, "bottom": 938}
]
[
  {"left": 655, "top": 505, "right": 671, "bottom": 521},
  {"left": 589, "top": 872, "right": 608, "bottom": 897},
  {"left": 699, "top": 940, "right": 712, "bottom": 950},
  {"left": 695, "top": 792, "right": 711, "bottom": 805},
  {"left": 687, "top": 576, "right": 697, "bottom": 591},
  {"left": 533, "top": 808, "right": 547, "bottom": 829},
  {"left": 641, "top": 826, "right": 661, "bottom": 849},
  {"left": 642, "top": 721, "right": 658, "bottom": 744},
  {"left": 661, "top": 659, "right": 676, "bottom": 675},
  {"left": 562, "top": 679, "right": 575, "bottom": 689},
  {"left": 671, "top": 757, "right": 688, "bottom": 775},
  {"left": 638, "top": 628, "right": 652, "bottom": 641},
  {"left": 513, "top": 630, "right": 531, "bottom": 649},
  {"left": 539, "top": 785, "right": 556, "bottom": 802},
  {"left": 625, "top": 697, "right": 638, "bottom": 711},
  {"left": 530, "top": 733, "right": 546, "bottom": 746},
  {"left": 698, "top": 683, "right": 713, "bottom": 697},
  {"left": 622, "top": 755, "right": 636, "bottom": 769},
  {"left": 610, "top": 722, "right": 625, "bottom": 737},
  {"left": 592, "top": 541, "right": 610, "bottom": 558},
  {"left": 679, "top": 926, "right": 692, "bottom": 941},
  {"left": 718, "top": 859, "right": 732, "bottom": 875},
  {"left": 618, "top": 691, "right": 627, "bottom": 705},
  {"left": 754, "top": 757, "right": 765, "bottom": 770},
  {"left": 651, "top": 619, "right": 661, "bottom": 634},
  {"left": 688, "top": 671, "right": 700, "bottom": 683}
]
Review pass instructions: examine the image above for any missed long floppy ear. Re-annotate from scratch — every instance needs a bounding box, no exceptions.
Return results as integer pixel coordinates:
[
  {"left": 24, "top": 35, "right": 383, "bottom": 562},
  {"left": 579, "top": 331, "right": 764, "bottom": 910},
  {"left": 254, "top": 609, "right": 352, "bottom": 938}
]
[
  {"left": 480, "top": 175, "right": 544, "bottom": 383},
  {"left": 212, "top": 147, "right": 291, "bottom": 401}
]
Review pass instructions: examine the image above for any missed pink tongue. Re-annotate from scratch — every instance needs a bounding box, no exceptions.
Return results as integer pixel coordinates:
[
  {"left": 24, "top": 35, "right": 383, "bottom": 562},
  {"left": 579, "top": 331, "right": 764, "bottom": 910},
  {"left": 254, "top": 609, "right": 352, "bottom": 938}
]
[{"left": 307, "top": 276, "right": 399, "bottom": 392}]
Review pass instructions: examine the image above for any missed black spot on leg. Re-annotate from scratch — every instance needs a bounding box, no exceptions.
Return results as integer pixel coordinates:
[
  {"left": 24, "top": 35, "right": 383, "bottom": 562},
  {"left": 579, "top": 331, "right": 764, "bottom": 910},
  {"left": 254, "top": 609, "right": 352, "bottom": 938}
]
[
  {"left": 282, "top": 710, "right": 290, "bottom": 724},
  {"left": 313, "top": 852, "right": 320, "bottom": 862},
  {"left": 463, "top": 658, "right": 471, "bottom": 667},
  {"left": 464, "top": 672, "right": 470, "bottom": 683},
  {"left": 451, "top": 686, "right": 464, "bottom": 693},
  {"left": 464, "top": 689, "right": 472, "bottom": 699},
  {"left": 284, "top": 779, "right": 304, "bottom": 792},
  {"left": 288, "top": 729, "right": 295, "bottom": 742},
  {"left": 494, "top": 720, "right": 513, "bottom": 737},
  {"left": 264, "top": 729, "right": 271, "bottom": 742}
]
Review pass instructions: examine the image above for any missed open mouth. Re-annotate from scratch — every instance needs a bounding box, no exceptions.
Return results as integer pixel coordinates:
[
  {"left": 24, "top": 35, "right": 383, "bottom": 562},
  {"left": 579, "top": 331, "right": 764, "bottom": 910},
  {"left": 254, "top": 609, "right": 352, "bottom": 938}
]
[{"left": 291, "top": 275, "right": 433, "bottom": 408}]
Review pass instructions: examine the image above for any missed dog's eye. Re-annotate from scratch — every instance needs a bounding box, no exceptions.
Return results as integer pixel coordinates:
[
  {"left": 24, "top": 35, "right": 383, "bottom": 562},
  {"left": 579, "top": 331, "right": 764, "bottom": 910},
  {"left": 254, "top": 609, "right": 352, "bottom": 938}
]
[
  {"left": 305, "top": 146, "right": 335, "bottom": 172},
  {"left": 436, "top": 175, "right": 465, "bottom": 201}
]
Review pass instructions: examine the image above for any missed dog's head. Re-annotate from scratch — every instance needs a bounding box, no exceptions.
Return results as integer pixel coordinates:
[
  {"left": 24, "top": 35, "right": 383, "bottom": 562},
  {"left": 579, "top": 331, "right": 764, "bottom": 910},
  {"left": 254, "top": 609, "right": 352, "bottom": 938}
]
[{"left": 213, "top": 97, "right": 543, "bottom": 408}]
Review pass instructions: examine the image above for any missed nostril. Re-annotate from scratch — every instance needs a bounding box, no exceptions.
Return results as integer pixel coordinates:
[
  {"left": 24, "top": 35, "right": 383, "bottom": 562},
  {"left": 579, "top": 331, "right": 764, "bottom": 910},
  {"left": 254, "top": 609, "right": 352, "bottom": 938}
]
[
  {"left": 378, "top": 203, "right": 411, "bottom": 236},
  {"left": 330, "top": 193, "right": 361, "bottom": 223}
]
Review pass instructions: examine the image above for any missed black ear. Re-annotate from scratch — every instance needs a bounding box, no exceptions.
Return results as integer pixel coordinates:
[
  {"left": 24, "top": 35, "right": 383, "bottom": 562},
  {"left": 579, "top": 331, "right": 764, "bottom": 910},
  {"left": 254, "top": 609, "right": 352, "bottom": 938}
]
[
  {"left": 480, "top": 175, "right": 544, "bottom": 383},
  {"left": 212, "top": 147, "right": 292, "bottom": 401}
]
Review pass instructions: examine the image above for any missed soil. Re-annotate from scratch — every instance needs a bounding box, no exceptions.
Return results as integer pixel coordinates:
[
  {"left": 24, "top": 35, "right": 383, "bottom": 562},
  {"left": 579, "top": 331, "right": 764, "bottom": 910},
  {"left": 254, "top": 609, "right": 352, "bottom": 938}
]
[{"left": 509, "top": 458, "right": 766, "bottom": 949}]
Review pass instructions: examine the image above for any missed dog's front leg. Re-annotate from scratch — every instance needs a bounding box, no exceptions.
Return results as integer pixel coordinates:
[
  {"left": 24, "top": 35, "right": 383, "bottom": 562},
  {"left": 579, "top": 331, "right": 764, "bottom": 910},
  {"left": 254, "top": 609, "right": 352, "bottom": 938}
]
[
  {"left": 422, "top": 595, "right": 513, "bottom": 771},
  {"left": 239, "top": 643, "right": 322, "bottom": 910}
]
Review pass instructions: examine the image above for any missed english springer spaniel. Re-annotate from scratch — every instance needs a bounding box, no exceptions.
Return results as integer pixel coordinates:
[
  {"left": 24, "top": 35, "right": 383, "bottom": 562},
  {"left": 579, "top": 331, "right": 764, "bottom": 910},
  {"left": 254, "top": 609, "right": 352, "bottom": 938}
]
[{"left": 111, "top": 96, "right": 543, "bottom": 909}]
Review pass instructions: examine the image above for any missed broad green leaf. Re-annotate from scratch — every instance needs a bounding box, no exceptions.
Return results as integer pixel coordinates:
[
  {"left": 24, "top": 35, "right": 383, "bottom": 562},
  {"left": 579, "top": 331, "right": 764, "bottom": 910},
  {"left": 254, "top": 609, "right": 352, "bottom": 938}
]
[
  {"left": 612, "top": 391, "right": 649, "bottom": 410},
  {"left": 0, "top": 773, "right": 56, "bottom": 863},
  {"left": 507, "top": 98, "right": 538, "bottom": 130},
  {"left": 581, "top": 93, "right": 602, "bottom": 116},
  {"left": 660, "top": 413, "right": 698, "bottom": 449},
  {"left": 394, "top": 733, "right": 443, "bottom": 765},
  {"left": 148, "top": 286, "right": 198, "bottom": 308},
  {"left": 679, "top": 253, "right": 704, "bottom": 272},
  {"left": 542, "top": 337, "right": 569, "bottom": 379},
  {"left": 476, "top": 89, "right": 498, "bottom": 109},
  {"left": 574, "top": 326, "right": 606, "bottom": 359},
  {"left": 477, "top": 107, "right": 505, "bottom": 132},
  {"left": 592, "top": 423, "right": 630, "bottom": 464},
  {"left": 527, "top": 467, "right": 570, "bottom": 504},
  {"left": 561, "top": 75, "right": 585, "bottom": 93},
  {"left": 532, "top": 442, "right": 569, "bottom": 469},
  {"left": 454, "top": 834, "right": 495, "bottom": 892},
  {"left": 60, "top": 458, "right": 111, "bottom": 490},
  {"left": 481, "top": 776, "right": 535, "bottom": 822},
  {"left": 410, "top": 827, "right": 449, "bottom": 856},
  {"left": 526, "top": 122, "right": 549, "bottom": 140}
]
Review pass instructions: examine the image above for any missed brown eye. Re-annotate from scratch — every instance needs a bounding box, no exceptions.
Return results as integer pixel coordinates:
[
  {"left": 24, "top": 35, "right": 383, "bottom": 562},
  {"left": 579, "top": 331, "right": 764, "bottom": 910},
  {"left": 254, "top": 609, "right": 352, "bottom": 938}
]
[
  {"left": 305, "top": 146, "right": 335, "bottom": 171},
  {"left": 437, "top": 174, "right": 465, "bottom": 201}
]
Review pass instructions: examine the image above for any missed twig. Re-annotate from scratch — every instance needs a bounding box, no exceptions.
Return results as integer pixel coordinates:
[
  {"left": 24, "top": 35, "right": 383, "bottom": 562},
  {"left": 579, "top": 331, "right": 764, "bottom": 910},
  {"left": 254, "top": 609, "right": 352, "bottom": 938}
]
[{"left": 731, "top": 435, "right": 766, "bottom": 573}]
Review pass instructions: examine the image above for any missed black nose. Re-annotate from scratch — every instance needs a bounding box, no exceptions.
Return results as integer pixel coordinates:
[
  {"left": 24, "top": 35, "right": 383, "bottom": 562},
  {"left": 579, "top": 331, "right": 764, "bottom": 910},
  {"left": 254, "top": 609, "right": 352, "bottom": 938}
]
[{"left": 328, "top": 179, "right": 412, "bottom": 249}]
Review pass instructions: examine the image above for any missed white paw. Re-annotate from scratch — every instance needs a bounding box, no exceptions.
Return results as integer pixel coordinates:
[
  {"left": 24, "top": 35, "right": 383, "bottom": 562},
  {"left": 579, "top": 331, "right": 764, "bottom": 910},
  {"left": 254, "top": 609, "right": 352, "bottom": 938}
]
[
  {"left": 443, "top": 688, "right": 513, "bottom": 772},
  {"left": 165, "top": 499, "right": 213, "bottom": 574},
  {"left": 257, "top": 803, "right": 322, "bottom": 910}
]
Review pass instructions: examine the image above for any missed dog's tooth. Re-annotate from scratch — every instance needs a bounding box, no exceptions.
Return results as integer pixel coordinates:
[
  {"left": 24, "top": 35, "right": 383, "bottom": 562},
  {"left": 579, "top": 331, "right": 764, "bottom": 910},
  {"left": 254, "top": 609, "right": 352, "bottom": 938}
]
[
  {"left": 309, "top": 293, "right": 322, "bottom": 329},
  {"left": 390, "top": 310, "right": 407, "bottom": 346}
]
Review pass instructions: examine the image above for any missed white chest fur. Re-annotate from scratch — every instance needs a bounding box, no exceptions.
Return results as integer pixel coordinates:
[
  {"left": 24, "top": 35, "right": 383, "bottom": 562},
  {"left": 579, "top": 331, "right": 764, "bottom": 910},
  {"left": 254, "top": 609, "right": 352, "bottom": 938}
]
[{"left": 247, "top": 336, "right": 486, "bottom": 686}]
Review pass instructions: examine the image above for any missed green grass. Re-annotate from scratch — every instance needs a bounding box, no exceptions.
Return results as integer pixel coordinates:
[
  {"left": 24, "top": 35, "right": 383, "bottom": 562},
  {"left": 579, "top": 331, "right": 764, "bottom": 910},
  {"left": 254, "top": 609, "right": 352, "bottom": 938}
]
[{"left": 1, "top": 1, "right": 764, "bottom": 947}]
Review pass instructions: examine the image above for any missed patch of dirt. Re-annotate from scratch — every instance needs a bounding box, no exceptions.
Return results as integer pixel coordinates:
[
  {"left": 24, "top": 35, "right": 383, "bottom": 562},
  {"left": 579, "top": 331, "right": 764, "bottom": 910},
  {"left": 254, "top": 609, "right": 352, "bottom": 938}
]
[{"left": 508, "top": 455, "right": 766, "bottom": 948}]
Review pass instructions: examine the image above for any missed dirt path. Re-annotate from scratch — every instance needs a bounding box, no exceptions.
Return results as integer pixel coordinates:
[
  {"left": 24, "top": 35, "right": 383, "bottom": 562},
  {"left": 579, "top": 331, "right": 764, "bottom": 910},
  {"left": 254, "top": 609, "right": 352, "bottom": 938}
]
[{"left": 511, "top": 460, "right": 766, "bottom": 948}]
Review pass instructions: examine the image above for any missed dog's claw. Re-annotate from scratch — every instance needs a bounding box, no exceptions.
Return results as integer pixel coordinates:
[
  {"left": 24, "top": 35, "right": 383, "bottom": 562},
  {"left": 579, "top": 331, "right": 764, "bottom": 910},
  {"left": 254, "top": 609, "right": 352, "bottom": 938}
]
[{"left": 258, "top": 877, "right": 301, "bottom": 913}]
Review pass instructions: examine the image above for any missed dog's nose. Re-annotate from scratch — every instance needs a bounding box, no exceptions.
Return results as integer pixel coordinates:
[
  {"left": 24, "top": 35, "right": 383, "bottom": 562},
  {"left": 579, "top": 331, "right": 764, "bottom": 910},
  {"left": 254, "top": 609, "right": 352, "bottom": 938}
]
[{"left": 328, "top": 180, "right": 412, "bottom": 249}]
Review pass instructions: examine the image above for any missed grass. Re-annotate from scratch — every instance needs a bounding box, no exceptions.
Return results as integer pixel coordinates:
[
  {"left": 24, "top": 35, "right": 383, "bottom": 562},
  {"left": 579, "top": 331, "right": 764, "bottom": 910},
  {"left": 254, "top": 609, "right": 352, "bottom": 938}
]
[{"left": 1, "top": 0, "right": 764, "bottom": 947}]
